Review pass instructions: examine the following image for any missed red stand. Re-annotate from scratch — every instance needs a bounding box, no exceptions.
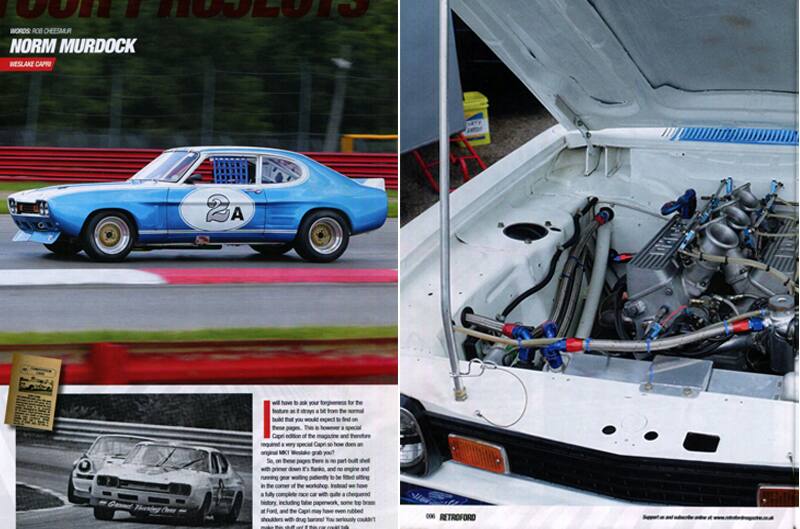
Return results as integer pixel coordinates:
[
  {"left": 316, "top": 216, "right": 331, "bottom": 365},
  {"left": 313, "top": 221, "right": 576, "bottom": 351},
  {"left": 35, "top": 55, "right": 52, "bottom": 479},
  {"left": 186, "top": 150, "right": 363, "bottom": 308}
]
[{"left": 412, "top": 133, "right": 487, "bottom": 193}]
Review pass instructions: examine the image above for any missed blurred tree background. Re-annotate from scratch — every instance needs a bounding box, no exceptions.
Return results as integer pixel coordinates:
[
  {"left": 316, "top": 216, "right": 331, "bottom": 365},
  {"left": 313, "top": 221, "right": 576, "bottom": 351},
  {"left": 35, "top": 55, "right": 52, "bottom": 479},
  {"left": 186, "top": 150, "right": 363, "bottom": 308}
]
[{"left": 0, "top": 0, "right": 397, "bottom": 151}]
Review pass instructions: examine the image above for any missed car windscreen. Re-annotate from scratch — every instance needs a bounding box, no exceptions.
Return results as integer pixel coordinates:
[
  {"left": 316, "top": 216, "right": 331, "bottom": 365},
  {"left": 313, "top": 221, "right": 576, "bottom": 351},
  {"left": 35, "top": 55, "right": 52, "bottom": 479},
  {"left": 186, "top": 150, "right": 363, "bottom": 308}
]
[
  {"left": 89, "top": 437, "right": 145, "bottom": 458},
  {"left": 130, "top": 151, "right": 199, "bottom": 182},
  {"left": 125, "top": 445, "right": 208, "bottom": 471}
]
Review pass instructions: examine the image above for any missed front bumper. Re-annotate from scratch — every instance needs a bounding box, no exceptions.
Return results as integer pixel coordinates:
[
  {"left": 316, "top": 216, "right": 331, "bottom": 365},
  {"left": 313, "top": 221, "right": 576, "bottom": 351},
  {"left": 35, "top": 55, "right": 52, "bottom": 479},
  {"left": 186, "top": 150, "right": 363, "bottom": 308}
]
[
  {"left": 90, "top": 485, "right": 200, "bottom": 516},
  {"left": 10, "top": 213, "right": 61, "bottom": 244}
]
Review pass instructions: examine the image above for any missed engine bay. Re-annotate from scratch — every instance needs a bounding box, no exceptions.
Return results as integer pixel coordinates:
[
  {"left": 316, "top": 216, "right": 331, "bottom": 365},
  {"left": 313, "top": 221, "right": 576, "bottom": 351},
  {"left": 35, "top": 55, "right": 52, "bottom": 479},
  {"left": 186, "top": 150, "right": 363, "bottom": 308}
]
[{"left": 457, "top": 177, "right": 798, "bottom": 390}]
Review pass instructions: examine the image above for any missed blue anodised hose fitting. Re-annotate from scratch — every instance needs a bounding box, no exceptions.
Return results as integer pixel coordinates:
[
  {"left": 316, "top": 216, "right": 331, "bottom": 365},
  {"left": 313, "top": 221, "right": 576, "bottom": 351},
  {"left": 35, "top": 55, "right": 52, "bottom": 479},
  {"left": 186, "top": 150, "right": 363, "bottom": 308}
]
[
  {"left": 540, "top": 340, "right": 566, "bottom": 370},
  {"left": 511, "top": 325, "right": 535, "bottom": 362},
  {"left": 535, "top": 321, "right": 564, "bottom": 370},
  {"left": 541, "top": 321, "right": 558, "bottom": 339},
  {"left": 646, "top": 322, "right": 663, "bottom": 341},
  {"left": 661, "top": 189, "right": 697, "bottom": 219}
]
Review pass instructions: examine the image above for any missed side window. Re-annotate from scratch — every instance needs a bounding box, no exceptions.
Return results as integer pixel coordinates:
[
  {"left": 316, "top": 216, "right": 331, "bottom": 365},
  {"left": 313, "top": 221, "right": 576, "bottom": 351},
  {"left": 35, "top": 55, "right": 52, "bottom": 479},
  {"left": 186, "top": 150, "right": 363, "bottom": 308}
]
[
  {"left": 218, "top": 454, "right": 229, "bottom": 473},
  {"left": 210, "top": 453, "right": 220, "bottom": 474},
  {"left": 204, "top": 156, "right": 257, "bottom": 185},
  {"left": 261, "top": 157, "right": 303, "bottom": 184}
]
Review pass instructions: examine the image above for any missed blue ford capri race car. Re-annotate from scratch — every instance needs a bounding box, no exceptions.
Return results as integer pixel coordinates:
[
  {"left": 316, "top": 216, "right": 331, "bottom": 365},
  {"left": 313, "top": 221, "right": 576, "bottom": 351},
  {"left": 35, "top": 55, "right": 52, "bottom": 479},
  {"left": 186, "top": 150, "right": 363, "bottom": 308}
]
[{"left": 8, "top": 147, "right": 388, "bottom": 262}]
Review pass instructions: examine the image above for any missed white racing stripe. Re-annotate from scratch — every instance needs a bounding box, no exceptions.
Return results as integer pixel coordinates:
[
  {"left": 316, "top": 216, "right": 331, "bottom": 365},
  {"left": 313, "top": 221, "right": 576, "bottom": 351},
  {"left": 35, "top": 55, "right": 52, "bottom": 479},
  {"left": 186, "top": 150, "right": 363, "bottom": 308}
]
[{"left": 0, "top": 269, "right": 166, "bottom": 287}]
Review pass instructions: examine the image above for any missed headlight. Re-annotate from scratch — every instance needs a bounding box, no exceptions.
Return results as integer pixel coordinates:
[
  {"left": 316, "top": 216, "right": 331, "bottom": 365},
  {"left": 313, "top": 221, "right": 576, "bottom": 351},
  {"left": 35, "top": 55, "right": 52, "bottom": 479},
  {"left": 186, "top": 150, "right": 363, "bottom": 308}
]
[
  {"left": 168, "top": 483, "right": 192, "bottom": 496},
  {"left": 7, "top": 198, "right": 15, "bottom": 214},
  {"left": 37, "top": 200, "right": 49, "bottom": 216},
  {"left": 400, "top": 395, "right": 441, "bottom": 476},
  {"left": 77, "top": 459, "right": 92, "bottom": 473}
]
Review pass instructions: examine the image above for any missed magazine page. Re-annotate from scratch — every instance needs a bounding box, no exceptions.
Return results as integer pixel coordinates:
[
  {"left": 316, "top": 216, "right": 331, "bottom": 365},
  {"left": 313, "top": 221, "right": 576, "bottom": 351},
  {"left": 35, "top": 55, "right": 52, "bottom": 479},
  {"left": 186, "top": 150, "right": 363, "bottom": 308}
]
[
  {"left": 2, "top": 0, "right": 800, "bottom": 528},
  {"left": 397, "top": 0, "right": 799, "bottom": 528},
  {"left": 0, "top": 0, "right": 398, "bottom": 528}
]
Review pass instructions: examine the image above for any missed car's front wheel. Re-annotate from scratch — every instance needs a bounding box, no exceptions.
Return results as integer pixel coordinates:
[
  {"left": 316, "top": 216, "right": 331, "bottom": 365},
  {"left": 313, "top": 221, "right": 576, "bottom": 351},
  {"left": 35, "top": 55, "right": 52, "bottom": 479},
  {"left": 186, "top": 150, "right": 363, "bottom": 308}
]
[
  {"left": 188, "top": 493, "right": 211, "bottom": 526},
  {"left": 250, "top": 242, "right": 293, "bottom": 257},
  {"left": 83, "top": 212, "right": 135, "bottom": 262},
  {"left": 93, "top": 506, "right": 114, "bottom": 520},
  {"left": 44, "top": 235, "right": 82, "bottom": 257},
  {"left": 294, "top": 210, "right": 349, "bottom": 263},
  {"left": 214, "top": 493, "right": 242, "bottom": 523}
]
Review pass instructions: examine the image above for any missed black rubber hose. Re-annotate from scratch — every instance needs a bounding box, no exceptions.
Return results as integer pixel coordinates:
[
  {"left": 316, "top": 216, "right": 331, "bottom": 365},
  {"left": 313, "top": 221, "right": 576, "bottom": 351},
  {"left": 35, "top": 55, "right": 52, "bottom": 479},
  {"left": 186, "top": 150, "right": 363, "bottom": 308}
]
[
  {"left": 562, "top": 211, "right": 582, "bottom": 250},
  {"left": 501, "top": 247, "right": 563, "bottom": 318},
  {"left": 500, "top": 213, "right": 582, "bottom": 319},
  {"left": 499, "top": 197, "right": 597, "bottom": 319}
]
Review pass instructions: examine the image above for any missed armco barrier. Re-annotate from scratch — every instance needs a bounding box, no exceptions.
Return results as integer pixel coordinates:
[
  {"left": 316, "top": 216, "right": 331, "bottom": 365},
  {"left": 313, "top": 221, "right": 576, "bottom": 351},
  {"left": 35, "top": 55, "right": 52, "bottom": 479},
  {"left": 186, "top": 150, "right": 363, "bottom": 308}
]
[
  {"left": 0, "top": 338, "right": 397, "bottom": 385},
  {"left": 52, "top": 418, "right": 252, "bottom": 457},
  {"left": 0, "top": 147, "right": 398, "bottom": 189}
]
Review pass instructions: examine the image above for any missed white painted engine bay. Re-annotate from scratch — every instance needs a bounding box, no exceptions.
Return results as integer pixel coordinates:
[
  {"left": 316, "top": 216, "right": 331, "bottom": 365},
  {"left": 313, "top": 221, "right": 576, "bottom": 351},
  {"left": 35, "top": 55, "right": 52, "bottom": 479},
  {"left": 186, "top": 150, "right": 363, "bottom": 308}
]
[{"left": 400, "top": 126, "right": 797, "bottom": 471}]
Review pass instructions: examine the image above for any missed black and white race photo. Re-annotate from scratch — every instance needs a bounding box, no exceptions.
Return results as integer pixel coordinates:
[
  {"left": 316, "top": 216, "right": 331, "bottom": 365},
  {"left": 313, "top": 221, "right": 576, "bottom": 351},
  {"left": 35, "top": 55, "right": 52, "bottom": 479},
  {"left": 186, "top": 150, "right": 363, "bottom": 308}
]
[{"left": 16, "top": 393, "right": 252, "bottom": 528}]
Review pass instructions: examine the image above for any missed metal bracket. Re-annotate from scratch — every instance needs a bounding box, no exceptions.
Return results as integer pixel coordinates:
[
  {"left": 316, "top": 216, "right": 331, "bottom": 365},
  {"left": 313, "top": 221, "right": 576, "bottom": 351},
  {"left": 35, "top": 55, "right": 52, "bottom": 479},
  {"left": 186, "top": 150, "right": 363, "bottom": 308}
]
[
  {"left": 555, "top": 95, "right": 599, "bottom": 176},
  {"left": 639, "top": 355, "right": 713, "bottom": 398}
]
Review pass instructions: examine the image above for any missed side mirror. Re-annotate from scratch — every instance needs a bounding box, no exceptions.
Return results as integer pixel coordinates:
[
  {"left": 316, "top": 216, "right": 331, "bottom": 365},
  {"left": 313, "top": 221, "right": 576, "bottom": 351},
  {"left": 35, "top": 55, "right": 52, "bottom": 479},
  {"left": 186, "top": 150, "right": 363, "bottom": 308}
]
[{"left": 186, "top": 173, "right": 203, "bottom": 184}]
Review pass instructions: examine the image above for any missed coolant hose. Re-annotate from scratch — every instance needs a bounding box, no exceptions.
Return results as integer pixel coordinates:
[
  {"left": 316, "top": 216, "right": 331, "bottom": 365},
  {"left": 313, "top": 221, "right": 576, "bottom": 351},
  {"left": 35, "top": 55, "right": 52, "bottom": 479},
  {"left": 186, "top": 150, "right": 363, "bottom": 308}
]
[{"left": 575, "top": 221, "right": 612, "bottom": 338}]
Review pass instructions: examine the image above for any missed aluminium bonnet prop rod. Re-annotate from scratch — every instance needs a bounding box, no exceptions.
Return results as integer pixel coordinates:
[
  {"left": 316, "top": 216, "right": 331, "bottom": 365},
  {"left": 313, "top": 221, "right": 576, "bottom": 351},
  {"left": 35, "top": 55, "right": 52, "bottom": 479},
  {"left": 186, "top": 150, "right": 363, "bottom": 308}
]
[{"left": 439, "top": 0, "right": 466, "bottom": 401}]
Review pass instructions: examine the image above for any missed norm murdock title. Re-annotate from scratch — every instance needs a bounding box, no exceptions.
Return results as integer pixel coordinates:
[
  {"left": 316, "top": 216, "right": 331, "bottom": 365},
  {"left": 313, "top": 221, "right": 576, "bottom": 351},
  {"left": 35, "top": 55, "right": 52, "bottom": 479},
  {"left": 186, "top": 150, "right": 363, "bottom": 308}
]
[
  {"left": 0, "top": 0, "right": 369, "bottom": 18},
  {"left": 10, "top": 36, "right": 136, "bottom": 53}
]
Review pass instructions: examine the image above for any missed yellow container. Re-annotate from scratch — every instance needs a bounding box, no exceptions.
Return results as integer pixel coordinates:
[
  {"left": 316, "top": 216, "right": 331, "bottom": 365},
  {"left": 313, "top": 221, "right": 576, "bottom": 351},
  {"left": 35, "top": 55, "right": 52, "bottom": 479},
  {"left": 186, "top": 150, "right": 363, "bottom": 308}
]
[{"left": 462, "top": 91, "right": 491, "bottom": 146}]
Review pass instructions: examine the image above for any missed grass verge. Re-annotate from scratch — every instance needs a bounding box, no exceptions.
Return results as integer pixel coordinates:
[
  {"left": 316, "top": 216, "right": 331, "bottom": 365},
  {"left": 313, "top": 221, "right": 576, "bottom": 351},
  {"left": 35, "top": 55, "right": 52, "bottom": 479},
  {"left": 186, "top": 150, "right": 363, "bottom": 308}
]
[
  {"left": 16, "top": 484, "right": 64, "bottom": 511},
  {"left": 387, "top": 189, "right": 398, "bottom": 218},
  {"left": 0, "top": 325, "right": 397, "bottom": 345},
  {"left": 0, "top": 181, "right": 62, "bottom": 214}
]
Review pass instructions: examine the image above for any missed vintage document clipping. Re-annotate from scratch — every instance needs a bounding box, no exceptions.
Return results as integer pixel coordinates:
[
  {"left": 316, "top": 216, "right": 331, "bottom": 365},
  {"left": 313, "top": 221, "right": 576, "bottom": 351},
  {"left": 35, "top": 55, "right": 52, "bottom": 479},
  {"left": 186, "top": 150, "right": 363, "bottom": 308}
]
[{"left": 4, "top": 354, "right": 61, "bottom": 431}]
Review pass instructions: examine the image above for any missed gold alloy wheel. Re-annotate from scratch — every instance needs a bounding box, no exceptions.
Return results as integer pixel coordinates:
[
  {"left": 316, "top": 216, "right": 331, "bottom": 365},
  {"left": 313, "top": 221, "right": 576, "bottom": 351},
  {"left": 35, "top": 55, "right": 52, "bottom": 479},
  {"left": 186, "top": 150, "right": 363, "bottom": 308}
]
[
  {"left": 92, "top": 216, "right": 131, "bottom": 255},
  {"left": 308, "top": 217, "right": 343, "bottom": 255}
]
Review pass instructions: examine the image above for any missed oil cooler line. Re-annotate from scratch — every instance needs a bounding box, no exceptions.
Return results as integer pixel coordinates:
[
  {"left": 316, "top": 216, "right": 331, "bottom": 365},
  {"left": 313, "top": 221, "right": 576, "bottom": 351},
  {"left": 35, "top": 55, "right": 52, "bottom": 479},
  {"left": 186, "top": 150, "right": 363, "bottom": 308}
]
[{"left": 457, "top": 310, "right": 767, "bottom": 370}]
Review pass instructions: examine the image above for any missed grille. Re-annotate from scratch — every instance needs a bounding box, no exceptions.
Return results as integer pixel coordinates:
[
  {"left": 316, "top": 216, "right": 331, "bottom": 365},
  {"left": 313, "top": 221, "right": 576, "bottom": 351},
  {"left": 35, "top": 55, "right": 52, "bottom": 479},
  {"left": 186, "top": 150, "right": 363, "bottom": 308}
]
[
  {"left": 118, "top": 480, "right": 170, "bottom": 493},
  {"left": 425, "top": 413, "right": 796, "bottom": 506},
  {"left": 16, "top": 202, "right": 40, "bottom": 215},
  {"left": 673, "top": 127, "right": 798, "bottom": 146}
]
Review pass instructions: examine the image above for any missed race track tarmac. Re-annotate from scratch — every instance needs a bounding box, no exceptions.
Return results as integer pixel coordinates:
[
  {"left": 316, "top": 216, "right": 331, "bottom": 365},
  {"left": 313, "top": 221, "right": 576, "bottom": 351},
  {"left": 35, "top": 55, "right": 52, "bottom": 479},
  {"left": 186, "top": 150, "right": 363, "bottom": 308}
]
[
  {"left": 0, "top": 216, "right": 397, "bottom": 331},
  {"left": 0, "top": 283, "right": 397, "bottom": 331}
]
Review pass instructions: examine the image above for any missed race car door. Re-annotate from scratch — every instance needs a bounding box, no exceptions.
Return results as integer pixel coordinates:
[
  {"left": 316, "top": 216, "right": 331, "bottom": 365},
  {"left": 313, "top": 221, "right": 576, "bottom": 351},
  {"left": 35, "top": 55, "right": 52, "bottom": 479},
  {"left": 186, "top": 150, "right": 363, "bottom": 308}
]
[
  {"left": 259, "top": 154, "right": 309, "bottom": 242},
  {"left": 166, "top": 154, "right": 266, "bottom": 243},
  {"left": 210, "top": 453, "right": 240, "bottom": 512}
]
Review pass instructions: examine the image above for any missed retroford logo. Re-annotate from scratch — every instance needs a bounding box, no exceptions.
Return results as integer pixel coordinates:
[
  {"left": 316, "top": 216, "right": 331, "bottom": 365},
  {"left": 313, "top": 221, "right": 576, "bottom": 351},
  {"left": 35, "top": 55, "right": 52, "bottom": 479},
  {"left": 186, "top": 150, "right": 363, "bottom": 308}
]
[{"left": 179, "top": 188, "right": 255, "bottom": 232}]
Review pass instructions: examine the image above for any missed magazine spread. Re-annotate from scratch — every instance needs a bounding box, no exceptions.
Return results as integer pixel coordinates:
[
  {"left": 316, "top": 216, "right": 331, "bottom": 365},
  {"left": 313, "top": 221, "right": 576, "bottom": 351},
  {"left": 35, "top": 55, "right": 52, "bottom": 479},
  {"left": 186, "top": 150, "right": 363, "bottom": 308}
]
[{"left": 0, "top": 0, "right": 798, "bottom": 528}]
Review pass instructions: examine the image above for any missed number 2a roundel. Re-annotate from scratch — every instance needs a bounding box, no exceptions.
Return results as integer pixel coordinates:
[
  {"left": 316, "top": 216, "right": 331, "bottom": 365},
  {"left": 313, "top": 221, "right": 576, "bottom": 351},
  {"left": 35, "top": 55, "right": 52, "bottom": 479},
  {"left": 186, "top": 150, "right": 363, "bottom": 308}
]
[{"left": 178, "top": 187, "right": 256, "bottom": 231}]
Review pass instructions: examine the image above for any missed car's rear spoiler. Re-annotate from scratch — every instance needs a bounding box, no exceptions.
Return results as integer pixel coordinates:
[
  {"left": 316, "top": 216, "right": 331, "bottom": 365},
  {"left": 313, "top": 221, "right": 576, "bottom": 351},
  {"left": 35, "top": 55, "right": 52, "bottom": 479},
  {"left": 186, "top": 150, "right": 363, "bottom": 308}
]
[{"left": 354, "top": 178, "right": 386, "bottom": 191}]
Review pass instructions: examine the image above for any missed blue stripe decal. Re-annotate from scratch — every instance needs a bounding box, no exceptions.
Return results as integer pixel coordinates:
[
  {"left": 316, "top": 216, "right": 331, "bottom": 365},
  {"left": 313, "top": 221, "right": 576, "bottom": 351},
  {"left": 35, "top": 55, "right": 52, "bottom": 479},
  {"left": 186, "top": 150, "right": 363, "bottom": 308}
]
[{"left": 672, "top": 127, "right": 798, "bottom": 146}]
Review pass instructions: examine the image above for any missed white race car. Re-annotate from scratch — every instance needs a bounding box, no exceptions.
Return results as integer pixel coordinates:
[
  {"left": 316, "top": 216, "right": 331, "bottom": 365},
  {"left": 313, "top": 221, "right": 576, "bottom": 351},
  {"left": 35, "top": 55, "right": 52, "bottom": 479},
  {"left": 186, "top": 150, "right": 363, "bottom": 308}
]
[
  {"left": 400, "top": 0, "right": 798, "bottom": 507},
  {"left": 68, "top": 434, "right": 153, "bottom": 504},
  {"left": 90, "top": 441, "right": 245, "bottom": 524}
]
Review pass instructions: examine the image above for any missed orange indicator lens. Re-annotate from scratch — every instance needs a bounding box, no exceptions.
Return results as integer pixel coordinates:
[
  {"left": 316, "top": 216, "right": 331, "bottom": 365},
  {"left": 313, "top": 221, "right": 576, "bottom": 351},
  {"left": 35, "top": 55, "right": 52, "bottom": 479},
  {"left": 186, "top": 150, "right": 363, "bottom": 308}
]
[{"left": 448, "top": 434, "right": 509, "bottom": 474}]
